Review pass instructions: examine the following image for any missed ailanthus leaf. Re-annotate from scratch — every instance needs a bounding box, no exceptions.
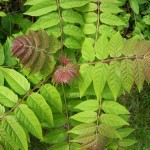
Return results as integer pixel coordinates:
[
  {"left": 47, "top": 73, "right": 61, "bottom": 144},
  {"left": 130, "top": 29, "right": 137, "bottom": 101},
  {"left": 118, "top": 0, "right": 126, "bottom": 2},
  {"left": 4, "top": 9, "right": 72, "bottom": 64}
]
[
  {"left": 12, "top": 30, "right": 56, "bottom": 75},
  {"left": 129, "top": 0, "right": 139, "bottom": 14},
  {"left": 133, "top": 59, "right": 145, "bottom": 92},
  {"left": 44, "top": 129, "right": 67, "bottom": 144},
  {"left": 142, "top": 58, "right": 150, "bottom": 83},
  {"left": 102, "top": 101, "right": 130, "bottom": 115},
  {"left": 98, "top": 124, "right": 121, "bottom": 139},
  {"left": 81, "top": 24, "right": 96, "bottom": 35},
  {"left": 108, "top": 32, "right": 123, "bottom": 57},
  {"left": 0, "top": 43, "right": 5, "bottom": 65},
  {"left": 78, "top": 64, "right": 93, "bottom": 97},
  {"left": 47, "top": 142, "right": 69, "bottom": 150},
  {"left": 71, "top": 111, "right": 97, "bottom": 123},
  {"left": 0, "top": 86, "right": 18, "bottom": 107},
  {"left": 69, "top": 123, "right": 96, "bottom": 135},
  {"left": 64, "top": 37, "right": 81, "bottom": 49},
  {"left": 0, "top": 104, "right": 5, "bottom": 116},
  {"left": 100, "top": 114, "right": 129, "bottom": 127},
  {"left": 100, "top": 13, "right": 125, "bottom": 26},
  {"left": 93, "top": 63, "right": 108, "bottom": 99},
  {"left": 2, "top": 116, "right": 28, "bottom": 150},
  {"left": 118, "top": 128, "right": 135, "bottom": 139},
  {"left": 40, "top": 84, "right": 62, "bottom": 113},
  {"left": 84, "top": 12, "right": 98, "bottom": 23},
  {"left": 60, "top": 0, "right": 89, "bottom": 9},
  {"left": 27, "top": 92, "right": 54, "bottom": 127},
  {"left": 24, "top": 1, "right": 57, "bottom": 16},
  {"left": 75, "top": 100, "right": 99, "bottom": 111},
  {"left": 100, "top": 3, "right": 123, "bottom": 14},
  {"left": 121, "top": 59, "right": 134, "bottom": 92},
  {"left": 75, "top": 3, "right": 97, "bottom": 12},
  {"left": 82, "top": 38, "right": 95, "bottom": 62},
  {"left": 14, "top": 104, "right": 43, "bottom": 140},
  {"left": 100, "top": 0, "right": 119, "bottom": 3},
  {"left": 24, "top": 0, "right": 49, "bottom": 5},
  {"left": 107, "top": 61, "right": 121, "bottom": 100},
  {"left": 1, "top": 68, "right": 30, "bottom": 95},
  {"left": 95, "top": 34, "right": 109, "bottom": 60},
  {"left": 0, "top": 70, "right": 4, "bottom": 86},
  {"left": 62, "top": 10, "right": 84, "bottom": 25},
  {"left": 118, "top": 139, "right": 137, "bottom": 147}
]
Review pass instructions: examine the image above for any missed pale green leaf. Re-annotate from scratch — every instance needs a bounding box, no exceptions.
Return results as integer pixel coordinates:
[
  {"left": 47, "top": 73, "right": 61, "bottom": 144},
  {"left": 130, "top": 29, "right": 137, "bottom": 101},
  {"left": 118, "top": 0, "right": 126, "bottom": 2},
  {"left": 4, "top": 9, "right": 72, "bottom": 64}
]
[
  {"left": 69, "top": 123, "right": 96, "bottom": 135},
  {"left": 133, "top": 59, "right": 145, "bottom": 92},
  {"left": 0, "top": 104, "right": 5, "bottom": 117},
  {"left": 121, "top": 59, "right": 134, "bottom": 92},
  {"left": 107, "top": 32, "right": 123, "bottom": 57},
  {"left": 62, "top": 10, "right": 84, "bottom": 25},
  {"left": 93, "top": 63, "right": 108, "bottom": 99},
  {"left": 84, "top": 12, "right": 98, "bottom": 23},
  {"left": 2, "top": 116, "right": 28, "bottom": 150},
  {"left": 100, "top": 0, "right": 119, "bottom": 3},
  {"left": 44, "top": 129, "right": 67, "bottom": 144},
  {"left": 82, "top": 38, "right": 95, "bottom": 62},
  {"left": 75, "top": 3, "right": 97, "bottom": 12},
  {"left": 0, "top": 86, "right": 18, "bottom": 107},
  {"left": 78, "top": 64, "right": 93, "bottom": 97},
  {"left": 118, "top": 139, "right": 137, "bottom": 147},
  {"left": 118, "top": 128, "right": 135, "bottom": 138},
  {"left": 30, "top": 13, "right": 60, "bottom": 30},
  {"left": 81, "top": 24, "right": 96, "bottom": 34},
  {"left": 14, "top": 104, "right": 43, "bottom": 140},
  {"left": 75, "top": 100, "right": 99, "bottom": 111},
  {"left": 0, "top": 11, "right": 6, "bottom": 17},
  {"left": 71, "top": 111, "right": 97, "bottom": 123},
  {"left": 63, "top": 25, "right": 84, "bottom": 37},
  {"left": 24, "top": 0, "right": 49, "bottom": 5},
  {"left": 46, "top": 26, "right": 61, "bottom": 38},
  {"left": 129, "top": 0, "right": 139, "bottom": 14},
  {"left": 64, "top": 37, "right": 81, "bottom": 49},
  {"left": 98, "top": 124, "right": 121, "bottom": 139},
  {"left": 100, "top": 13, "right": 125, "bottom": 26},
  {"left": 0, "top": 44, "right": 5, "bottom": 65},
  {"left": 24, "top": 1, "right": 57, "bottom": 16},
  {"left": 0, "top": 70, "right": 4, "bottom": 86},
  {"left": 95, "top": 34, "right": 109, "bottom": 60},
  {"left": 1, "top": 68, "right": 30, "bottom": 95},
  {"left": 60, "top": 0, "right": 89, "bottom": 8},
  {"left": 102, "top": 101, "right": 130, "bottom": 115},
  {"left": 40, "top": 84, "right": 62, "bottom": 113},
  {"left": 100, "top": 114, "right": 129, "bottom": 127},
  {"left": 100, "top": 3, "right": 123, "bottom": 14},
  {"left": 107, "top": 61, "right": 121, "bottom": 100},
  {"left": 48, "top": 142, "right": 69, "bottom": 150},
  {"left": 27, "top": 92, "right": 54, "bottom": 127}
]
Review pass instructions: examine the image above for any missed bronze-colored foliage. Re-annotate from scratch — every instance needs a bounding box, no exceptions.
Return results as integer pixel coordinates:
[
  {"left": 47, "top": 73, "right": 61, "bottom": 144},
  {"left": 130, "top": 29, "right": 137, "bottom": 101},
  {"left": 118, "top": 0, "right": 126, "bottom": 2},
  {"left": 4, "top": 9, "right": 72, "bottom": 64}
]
[{"left": 12, "top": 30, "right": 58, "bottom": 75}]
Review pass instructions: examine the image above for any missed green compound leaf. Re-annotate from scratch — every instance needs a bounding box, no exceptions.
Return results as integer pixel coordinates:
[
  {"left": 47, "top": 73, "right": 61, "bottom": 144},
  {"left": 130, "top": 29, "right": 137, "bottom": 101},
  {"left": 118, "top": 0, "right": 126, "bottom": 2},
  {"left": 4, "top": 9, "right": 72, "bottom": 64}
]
[
  {"left": 40, "top": 84, "right": 62, "bottom": 113},
  {"left": 14, "top": 104, "right": 43, "bottom": 140},
  {"left": 102, "top": 101, "right": 130, "bottom": 115},
  {"left": 71, "top": 111, "right": 97, "bottom": 123},
  {"left": 2, "top": 116, "right": 28, "bottom": 150},
  {"left": 27, "top": 92, "right": 54, "bottom": 127},
  {"left": 0, "top": 86, "right": 18, "bottom": 107},
  {"left": 1, "top": 68, "right": 30, "bottom": 95}
]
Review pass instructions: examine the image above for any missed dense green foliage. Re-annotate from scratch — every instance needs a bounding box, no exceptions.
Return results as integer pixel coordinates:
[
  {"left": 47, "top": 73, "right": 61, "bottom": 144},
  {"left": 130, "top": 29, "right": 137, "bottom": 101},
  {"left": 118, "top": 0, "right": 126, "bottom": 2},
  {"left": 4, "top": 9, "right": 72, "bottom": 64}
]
[{"left": 0, "top": 0, "right": 150, "bottom": 150}]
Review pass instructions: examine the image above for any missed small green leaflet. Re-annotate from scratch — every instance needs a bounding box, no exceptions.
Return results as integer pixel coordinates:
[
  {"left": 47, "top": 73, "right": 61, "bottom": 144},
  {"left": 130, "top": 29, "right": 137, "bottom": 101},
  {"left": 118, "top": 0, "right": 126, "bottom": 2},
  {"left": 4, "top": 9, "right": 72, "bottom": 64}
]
[
  {"left": 118, "top": 139, "right": 137, "bottom": 147},
  {"left": 75, "top": 100, "right": 99, "bottom": 111},
  {"left": 0, "top": 70, "right": 4, "bottom": 86},
  {"left": 14, "top": 104, "right": 43, "bottom": 140},
  {"left": 40, "top": 84, "right": 62, "bottom": 113},
  {"left": 102, "top": 101, "right": 130, "bottom": 115},
  {"left": 84, "top": 12, "right": 98, "bottom": 23},
  {"left": 93, "top": 63, "right": 108, "bottom": 100},
  {"left": 100, "top": 13, "right": 125, "bottom": 26},
  {"left": 82, "top": 38, "right": 95, "bottom": 62},
  {"left": 0, "top": 104, "right": 5, "bottom": 117},
  {"left": 2, "top": 116, "right": 28, "bottom": 150},
  {"left": 121, "top": 59, "right": 134, "bottom": 92},
  {"left": 48, "top": 142, "right": 69, "bottom": 150},
  {"left": 95, "top": 34, "right": 109, "bottom": 60},
  {"left": 0, "top": 43, "right": 5, "bottom": 65},
  {"left": 24, "top": 1, "right": 57, "bottom": 16},
  {"left": 100, "top": 114, "right": 129, "bottom": 127},
  {"left": 62, "top": 10, "right": 84, "bottom": 25},
  {"left": 0, "top": 11, "right": 6, "bottom": 17},
  {"left": 71, "top": 111, "right": 97, "bottom": 123},
  {"left": 0, "top": 86, "right": 18, "bottom": 107},
  {"left": 129, "top": 0, "right": 139, "bottom": 14},
  {"left": 107, "top": 32, "right": 123, "bottom": 58},
  {"left": 100, "top": 0, "right": 119, "bottom": 3},
  {"left": 75, "top": 3, "right": 97, "bottom": 12},
  {"left": 60, "top": 0, "right": 89, "bottom": 9},
  {"left": 81, "top": 24, "right": 96, "bottom": 35},
  {"left": 24, "top": 0, "right": 49, "bottom": 5},
  {"left": 1, "top": 68, "right": 30, "bottom": 95},
  {"left": 30, "top": 13, "right": 60, "bottom": 30},
  {"left": 98, "top": 124, "right": 121, "bottom": 139},
  {"left": 64, "top": 37, "right": 81, "bottom": 49},
  {"left": 78, "top": 64, "right": 93, "bottom": 97},
  {"left": 27, "top": 92, "right": 54, "bottom": 127},
  {"left": 69, "top": 123, "right": 96, "bottom": 135},
  {"left": 44, "top": 129, "right": 67, "bottom": 144},
  {"left": 118, "top": 128, "right": 135, "bottom": 138},
  {"left": 107, "top": 61, "right": 121, "bottom": 100}
]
